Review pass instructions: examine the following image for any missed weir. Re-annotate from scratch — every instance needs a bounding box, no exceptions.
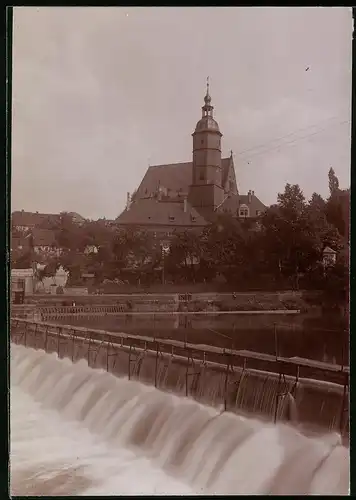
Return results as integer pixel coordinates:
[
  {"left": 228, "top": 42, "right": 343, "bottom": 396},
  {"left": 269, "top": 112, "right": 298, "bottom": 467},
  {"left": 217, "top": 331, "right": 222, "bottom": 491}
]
[
  {"left": 11, "top": 317, "right": 349, "bottom": 436},
  {"left": 11, "top": 343, "right": 350, "bottom": 495}
]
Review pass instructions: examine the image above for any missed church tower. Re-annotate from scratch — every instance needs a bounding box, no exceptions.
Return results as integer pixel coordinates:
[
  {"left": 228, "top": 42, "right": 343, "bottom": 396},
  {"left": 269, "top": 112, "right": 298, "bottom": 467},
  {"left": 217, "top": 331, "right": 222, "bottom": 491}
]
[{"left": 188, "top": 79, "right": 224, "bottom": 211}]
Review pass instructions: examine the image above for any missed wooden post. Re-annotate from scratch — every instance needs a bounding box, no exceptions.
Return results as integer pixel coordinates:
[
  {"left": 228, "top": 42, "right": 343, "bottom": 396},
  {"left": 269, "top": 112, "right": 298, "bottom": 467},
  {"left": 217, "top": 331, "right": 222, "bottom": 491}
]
[
  {"left": 106, "top": 342, "right": 109, "bottom": 372},
  {"left": 274, "top": 371, "right": 282, "bottom": 423},
  {"left": 45, "top": 325, "right": 49, "bottom": 351},
  {"left": 71, "top": 329, "right": 75, "bottom": 362},
  {"left": 224, "top": 357, "right": 230, "bottom": 412},
  {"left": 57, "top": 327, "right": 61, "bottom": 357},
  {"left": 24, "top": 322, "right": 28, "bottom": 347},
  {"left": 339, "top": 373, "right": 348, "bottom": 435},
  {"left": 128, "top": 344, "right": 132, "bottom": 380},
  {"left": 154, "top": 342, "right": 159, "bottom": 388}
]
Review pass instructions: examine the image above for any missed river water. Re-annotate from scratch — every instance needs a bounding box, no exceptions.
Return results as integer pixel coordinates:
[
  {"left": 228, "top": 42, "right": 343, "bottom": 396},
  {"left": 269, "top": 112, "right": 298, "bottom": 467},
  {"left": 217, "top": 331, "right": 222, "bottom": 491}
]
[{"left": 10, "top": 344, "right": 349, "bottom": 495}]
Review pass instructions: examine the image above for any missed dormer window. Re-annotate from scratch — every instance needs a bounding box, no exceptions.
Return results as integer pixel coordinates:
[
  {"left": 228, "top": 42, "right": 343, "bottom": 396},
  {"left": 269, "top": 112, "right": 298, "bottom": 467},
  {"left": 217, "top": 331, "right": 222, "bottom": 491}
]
[
  {"left": 256, "top": 210, "right": 261, "bottom": 216},
  {"left": 191, "top": 216, "right": 196, "bottom": 222},
  {"left": 239, "top": 204, "right": 249, "bottom": 218},
  {"left": 169, "top": 216, "right": 175, "bottom": 222}
]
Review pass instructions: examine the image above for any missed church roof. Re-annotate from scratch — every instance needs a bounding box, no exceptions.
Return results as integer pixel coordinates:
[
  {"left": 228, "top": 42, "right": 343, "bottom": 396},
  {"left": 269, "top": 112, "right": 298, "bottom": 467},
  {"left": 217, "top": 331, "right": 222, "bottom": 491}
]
[
  {"left": 194, "top": 115, "right": 221, "bottom": 133},
  {"left": 135, "top": 158, "right": 232, "bottom": 200},
  {"left": 116, "top": 198, "right": 209, "bottom": 227}
]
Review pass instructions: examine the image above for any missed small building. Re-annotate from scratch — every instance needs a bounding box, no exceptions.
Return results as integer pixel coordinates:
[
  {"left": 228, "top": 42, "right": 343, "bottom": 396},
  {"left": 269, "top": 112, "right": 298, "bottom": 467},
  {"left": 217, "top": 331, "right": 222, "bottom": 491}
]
[
  {"left": 35, "top": 265, "right": 69, "bottom": 294},
  {"left": 84, "top": 245, "right": 99, "bottom": 255},
  {"left": 11, "top": 268, "right": 35, "bottom": 303},
  {"left": 322, "top": 246, "right": 337, "bottom": 267},
  {"left": 81, "top": 273, "right": 95, "bottom": 286}
]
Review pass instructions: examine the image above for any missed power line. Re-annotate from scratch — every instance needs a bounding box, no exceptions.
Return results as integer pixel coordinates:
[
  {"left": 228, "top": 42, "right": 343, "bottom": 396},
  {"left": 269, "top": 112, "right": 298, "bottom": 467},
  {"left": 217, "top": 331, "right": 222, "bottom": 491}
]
[
  {"left": 236, "top": 113, "right": 348, "bottom": 157},
  {"left": 236, "top": 119, "right": 350, "bottom": 163}
]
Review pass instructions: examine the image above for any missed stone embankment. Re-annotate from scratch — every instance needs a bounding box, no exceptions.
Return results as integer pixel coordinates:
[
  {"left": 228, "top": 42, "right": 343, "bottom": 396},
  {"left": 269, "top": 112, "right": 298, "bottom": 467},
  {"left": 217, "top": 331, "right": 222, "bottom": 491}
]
[{"left": 11, "top": 318, "right": 349, "bottom": 437}]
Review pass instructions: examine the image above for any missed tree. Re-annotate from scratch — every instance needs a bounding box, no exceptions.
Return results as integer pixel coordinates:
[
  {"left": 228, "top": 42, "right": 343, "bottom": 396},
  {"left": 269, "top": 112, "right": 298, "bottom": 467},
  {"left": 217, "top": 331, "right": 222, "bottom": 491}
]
[
  {"left": 328, "top": 167, "right": 339, "bottom": 196},
  {"left": 165, "top": 230, "right": 201, "bottom": 282},
  {"left": 277, "top": 183, "right": 305, "bottom": 214},
  {"left": 201, "top": 215, "right": 248, "bottom": 284},
  {"left": 37, "top": 259, "right": 60, "bottom": 283},
  {"left": 261, "top": 185, "right": 319, "bottom": 287}
]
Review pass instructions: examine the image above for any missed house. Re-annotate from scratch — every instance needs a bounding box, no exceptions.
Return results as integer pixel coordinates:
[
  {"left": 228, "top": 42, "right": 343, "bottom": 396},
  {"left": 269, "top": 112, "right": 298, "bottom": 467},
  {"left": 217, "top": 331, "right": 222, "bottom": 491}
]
[
  {"left": 84, "top": 245, "right": 99, "bottom": 255},
  {"left": 11, "top": 268, "right": 35, "bottom": 302},
  {"left": 35, "top": 264, "right": 69, "bottom": 294},
  {"left": 31, "top": 228, "right": 62, "bottom": 257},
  {"left": 12, "top": 210, "right": 86, "bottom": 232},
  {"left": 116, "top": 83, "right": 266, "bottom": 237},
  {"left": 322, "top": 246, "right": 337, "bottom": 267}
]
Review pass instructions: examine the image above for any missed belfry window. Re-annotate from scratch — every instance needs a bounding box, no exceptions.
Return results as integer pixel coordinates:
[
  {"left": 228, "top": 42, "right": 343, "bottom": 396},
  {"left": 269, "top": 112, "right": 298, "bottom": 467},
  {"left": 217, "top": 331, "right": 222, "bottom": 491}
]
[{"left": 199, "top": 170, "right": 205, "bottom": 181}]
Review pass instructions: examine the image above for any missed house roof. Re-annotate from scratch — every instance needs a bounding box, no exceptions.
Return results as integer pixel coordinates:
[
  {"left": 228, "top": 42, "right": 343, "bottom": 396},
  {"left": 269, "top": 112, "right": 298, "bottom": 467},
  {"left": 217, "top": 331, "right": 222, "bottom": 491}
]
[
  {"left": 323, "top": 246, "right": 337, "bottom": 254},
  {"left": 117, "top": 198, "right": 209, "bottom": 227},
  {"left": 135, "top": 158, "right": 232, "bottom": 200},
  {"left": 12, "top": 211, "right": 61, "bottom": 228},
  {"left": 31, "top": 228, "right": 57, "bottom": 247},
  {"left": 12, "top": 210, "right": 85, "bottom": 228},
  {"left": 218, "top": 193, "right": 266, "bottom": 217},
  {"left": 11, "top": 235, "right": 31, "bottom": 251}
]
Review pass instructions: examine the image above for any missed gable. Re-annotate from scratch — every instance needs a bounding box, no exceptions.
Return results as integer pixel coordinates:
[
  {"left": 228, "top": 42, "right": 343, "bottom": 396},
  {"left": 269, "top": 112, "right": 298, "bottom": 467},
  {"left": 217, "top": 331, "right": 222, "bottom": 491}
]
[{"left": 222, "top": 157, "right": 238, "bottom": 195}]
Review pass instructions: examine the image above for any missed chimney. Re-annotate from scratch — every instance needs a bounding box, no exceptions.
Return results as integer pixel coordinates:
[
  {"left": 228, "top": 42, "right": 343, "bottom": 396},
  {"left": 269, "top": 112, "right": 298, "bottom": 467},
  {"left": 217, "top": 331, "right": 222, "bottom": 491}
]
[
  {"left": 157, "top": 187, "right": 162, "bottom": 201},
  {"left": 126, "top": 192, "right": 131, "bottom": 210},
  {"left": 252, "top": 190, "right": 255, "bottom": 196},
  {"left": 248, "top": 190, "right": 252, "bottom": 203},
  {"left": 183, "top": 197, "right": 188, "bottom": 213}
]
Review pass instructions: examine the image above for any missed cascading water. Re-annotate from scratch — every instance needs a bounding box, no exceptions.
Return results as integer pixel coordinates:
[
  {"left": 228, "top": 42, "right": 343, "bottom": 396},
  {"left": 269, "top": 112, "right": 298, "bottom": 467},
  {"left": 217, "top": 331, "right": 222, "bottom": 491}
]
[{"left": 10, "top": 344, "right": 349, "bottom": 495}]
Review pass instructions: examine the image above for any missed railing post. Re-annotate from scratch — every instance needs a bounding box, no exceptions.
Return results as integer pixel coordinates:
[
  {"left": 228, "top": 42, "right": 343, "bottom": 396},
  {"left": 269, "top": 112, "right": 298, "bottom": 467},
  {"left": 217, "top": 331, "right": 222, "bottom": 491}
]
[
  {"left": 274, "top": 370, "right": 282, "bottom": 423},
  {"left": 339, "top": 373, "right": 349, "bottom": 435},
  {"left": 24, "top": 322, "right": 28, "bottom": 347},
  {"left": 71, "top": 329, "right": 75, "bottom": 362},
  {"left": 154, "top": 342, "right": 159, "bottom": 388},
  {"left": 128, "top": 343, "right": 132, "bottom": 380},
  {"left": 224, "top": 356, "right": 230, "bottom": 412},
  {"left": 57, "top": 327, "right": 61, "bottom": 357}
]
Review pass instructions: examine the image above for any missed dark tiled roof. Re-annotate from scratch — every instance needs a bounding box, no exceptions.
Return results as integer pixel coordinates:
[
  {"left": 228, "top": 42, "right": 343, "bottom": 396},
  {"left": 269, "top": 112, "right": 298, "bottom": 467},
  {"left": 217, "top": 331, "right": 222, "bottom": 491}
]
[
  {"left": 135, "top": 158, "right": 231, "bottom": 200},
  {"left": 12, "top": 211, "right": 61, "bottom": 228},
  {"left": 11, "top": 235, "right": 31, "bottom": 251},
  {"left": 31, "top": 228, "right": 57, "bottom": 247},
  {"left": 12, "top": 211, "right": 85, "bottom": 227},
  {"left": 67, "top": 212, "right": 87, "bottom": 223},
  {"left": 218, "top": 193, "right": 266, "bottom": 217},
  {"left": 117, "top": 198, "right": 208, "bottom": 227}
]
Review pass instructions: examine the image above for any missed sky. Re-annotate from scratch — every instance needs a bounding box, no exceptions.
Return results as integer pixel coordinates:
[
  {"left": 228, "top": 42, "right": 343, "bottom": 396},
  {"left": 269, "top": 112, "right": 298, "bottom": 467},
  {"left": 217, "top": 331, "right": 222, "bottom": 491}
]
[{"left": 11, "top": 7, "right": 352, "bottom": 220}]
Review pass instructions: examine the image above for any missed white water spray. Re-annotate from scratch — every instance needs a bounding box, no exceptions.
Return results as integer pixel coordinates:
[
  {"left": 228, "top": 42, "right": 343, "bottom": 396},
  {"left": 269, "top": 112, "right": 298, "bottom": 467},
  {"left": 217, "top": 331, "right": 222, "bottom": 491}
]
[{"left": 10, "top": 344, "right": 349, "bottom": 495}]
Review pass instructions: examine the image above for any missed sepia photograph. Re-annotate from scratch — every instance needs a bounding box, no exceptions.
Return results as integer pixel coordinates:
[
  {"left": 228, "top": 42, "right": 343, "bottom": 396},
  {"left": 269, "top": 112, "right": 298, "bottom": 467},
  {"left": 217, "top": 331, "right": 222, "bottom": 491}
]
[{"left": 9, "top": 6, "right": 351, "bottom": 495}]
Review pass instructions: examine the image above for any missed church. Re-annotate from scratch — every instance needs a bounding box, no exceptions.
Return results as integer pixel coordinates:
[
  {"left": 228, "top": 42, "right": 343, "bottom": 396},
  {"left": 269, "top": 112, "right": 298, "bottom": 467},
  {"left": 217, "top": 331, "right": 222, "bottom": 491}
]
[{"left": 116, "top": 83, "right": 266, "bottom": 237}]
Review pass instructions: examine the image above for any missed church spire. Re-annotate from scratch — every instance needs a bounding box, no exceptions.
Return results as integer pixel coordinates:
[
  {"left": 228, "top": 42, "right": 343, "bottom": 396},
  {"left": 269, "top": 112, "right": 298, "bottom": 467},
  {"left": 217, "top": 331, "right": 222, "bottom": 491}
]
[{"left": 202, "top": 76, "right": 213, "bottom": 117}]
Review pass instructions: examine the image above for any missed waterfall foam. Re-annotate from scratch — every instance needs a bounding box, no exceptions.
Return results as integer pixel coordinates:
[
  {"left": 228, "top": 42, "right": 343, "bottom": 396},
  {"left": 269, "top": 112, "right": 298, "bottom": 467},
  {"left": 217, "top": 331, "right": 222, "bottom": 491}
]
[{"left": 11, "top": 344, "right": 349, "bottom": 495}]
